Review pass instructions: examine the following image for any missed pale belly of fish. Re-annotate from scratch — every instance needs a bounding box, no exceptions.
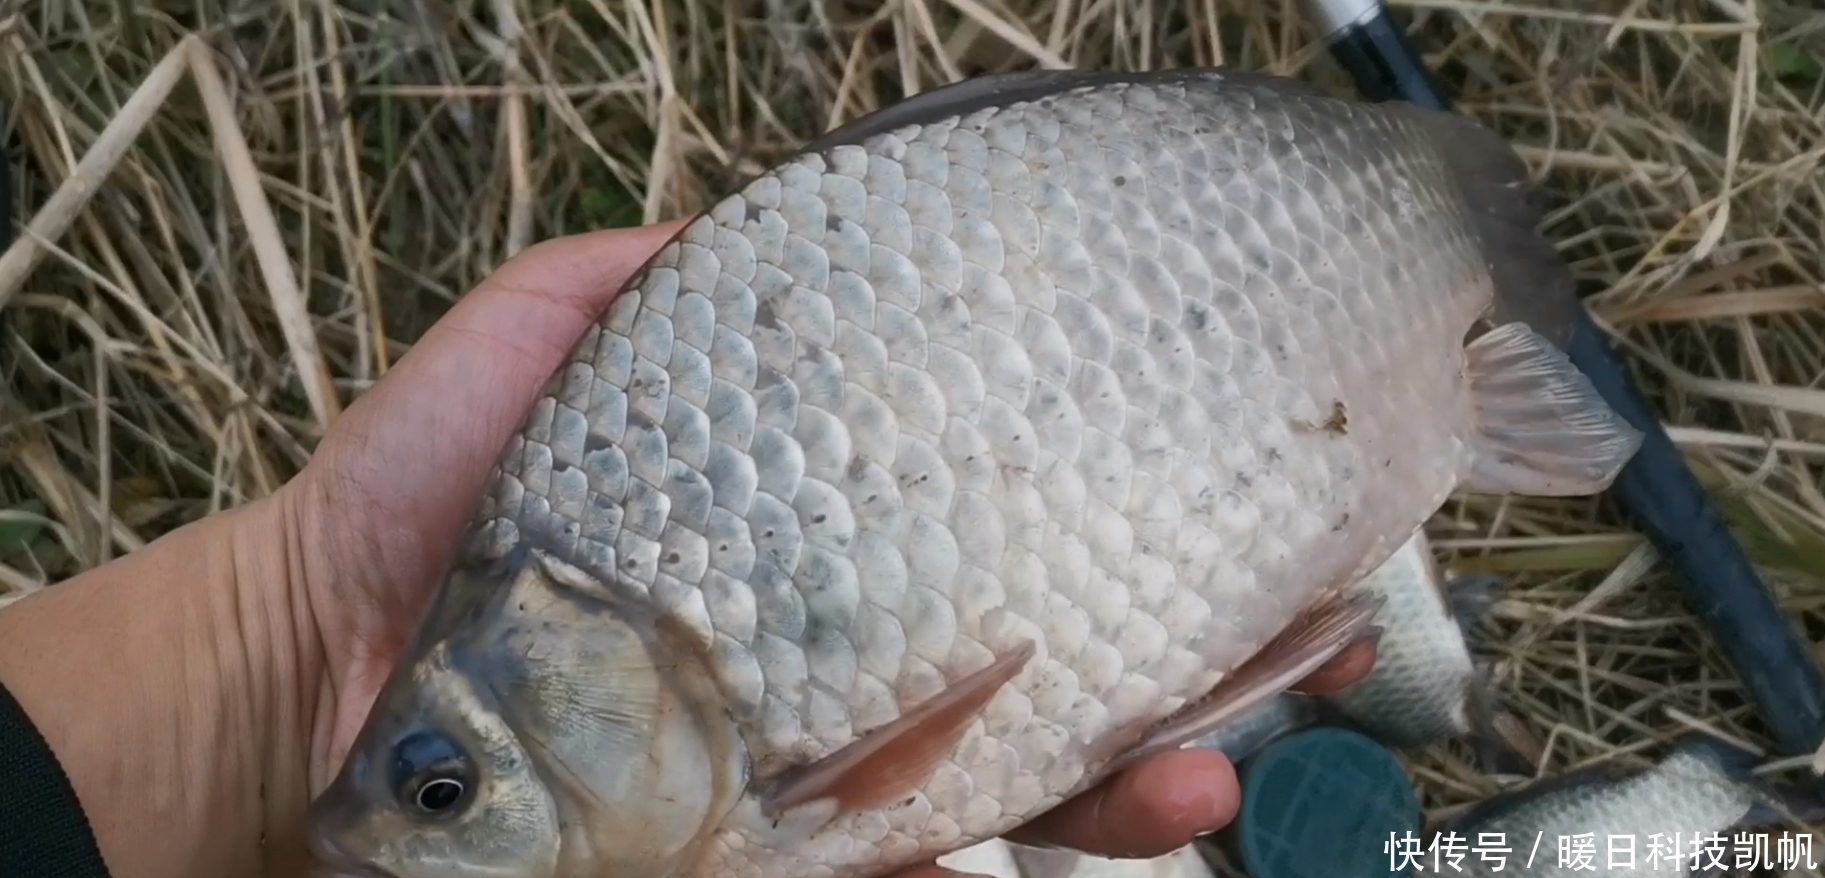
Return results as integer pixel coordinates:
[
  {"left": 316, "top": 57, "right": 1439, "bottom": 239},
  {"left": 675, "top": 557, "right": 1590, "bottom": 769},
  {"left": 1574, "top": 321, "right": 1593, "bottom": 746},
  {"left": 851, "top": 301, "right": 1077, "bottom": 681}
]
[{"left": 306, "top": 67, "right": 1643, "bottom": 878}]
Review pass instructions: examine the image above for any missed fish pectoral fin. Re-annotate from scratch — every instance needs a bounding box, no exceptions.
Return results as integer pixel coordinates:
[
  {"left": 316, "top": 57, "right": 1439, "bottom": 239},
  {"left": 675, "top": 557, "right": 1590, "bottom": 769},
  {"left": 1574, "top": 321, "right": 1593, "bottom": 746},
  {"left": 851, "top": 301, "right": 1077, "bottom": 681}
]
[
  {"left": 1461, "top": 320, "right": 1645, "bottom": 497},
  {"left": 758, "top": 640, "right": 1038, "bottom": 819},
  {"left": 1099, "top": 589, "right": 1384, "bottom": 776}
]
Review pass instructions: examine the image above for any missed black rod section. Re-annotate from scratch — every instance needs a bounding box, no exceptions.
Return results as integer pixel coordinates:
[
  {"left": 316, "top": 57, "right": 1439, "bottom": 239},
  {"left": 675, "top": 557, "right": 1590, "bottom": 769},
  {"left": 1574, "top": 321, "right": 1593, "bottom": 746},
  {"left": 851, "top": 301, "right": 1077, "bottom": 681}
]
[
  {"left": 1305, "top": 1, "right": 1825, "bottom": 759},
  {"left": 1, "top": 99, "right": 12, "bottom": 253}
]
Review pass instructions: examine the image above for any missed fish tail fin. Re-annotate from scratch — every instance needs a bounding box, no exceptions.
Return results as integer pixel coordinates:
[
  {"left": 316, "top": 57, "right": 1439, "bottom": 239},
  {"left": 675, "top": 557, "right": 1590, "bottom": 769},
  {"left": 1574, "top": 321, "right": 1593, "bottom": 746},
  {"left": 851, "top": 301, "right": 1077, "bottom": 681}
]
[
  {"left": 1745, "top": 785, "right": 1825, "bottom": 828},
  {"left": 1402, "top": 107, "right": 1582, "bottom": 349},
  {"left": 1459, "top": 321, "right": 1645, "bottom": 497},
  {"left": 1663, "top": 733, "right": 1825, "bottom": 828},
  {"left": 1461, "top": 666, "right": 1539, "bottom": 777},
  {"left": 1443, "top": 572, "right": 1505, "bottom": 644}
]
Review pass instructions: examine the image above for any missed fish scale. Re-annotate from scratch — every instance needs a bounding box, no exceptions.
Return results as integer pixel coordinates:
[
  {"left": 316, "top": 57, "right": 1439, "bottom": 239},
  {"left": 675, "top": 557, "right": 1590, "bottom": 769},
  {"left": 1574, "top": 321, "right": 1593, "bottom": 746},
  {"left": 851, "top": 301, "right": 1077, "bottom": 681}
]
[
  {"left": 310, "top": 68, "right": 1645, "bottom": 878},
  {"left": 470, "top": 79, "right": 1475, "bottom": 876}
]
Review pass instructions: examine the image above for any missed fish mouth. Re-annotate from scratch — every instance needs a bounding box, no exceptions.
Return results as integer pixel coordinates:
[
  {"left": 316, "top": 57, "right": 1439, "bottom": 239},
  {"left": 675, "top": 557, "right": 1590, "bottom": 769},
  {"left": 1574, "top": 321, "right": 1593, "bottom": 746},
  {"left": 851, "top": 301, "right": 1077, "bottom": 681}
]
[{"left": 306, "top": 823, "right": 400, "bottom": 878}]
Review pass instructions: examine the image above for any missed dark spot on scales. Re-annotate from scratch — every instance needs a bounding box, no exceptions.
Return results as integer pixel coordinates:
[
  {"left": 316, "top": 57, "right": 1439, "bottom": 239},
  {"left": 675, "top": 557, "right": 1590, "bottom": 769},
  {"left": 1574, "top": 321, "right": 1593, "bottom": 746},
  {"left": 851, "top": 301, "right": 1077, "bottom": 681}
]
[
  {"left": 827, "top": 215, "right": 845, "bottom": 233},
  {"left": 1113, "top": 175, "right": 1126, "bottom": 187},
  {"left": 745, "top": 202, "right": 764, "bottom": 225},
  {"left": 666, "top": 552, "right": 681, "bottom": 564},
  {"left": 1322, "top": 401, "right": 1349, "bottom": 436},
  {"left": 813, "top": 514, "right": 827, "bottom": 524},
  {"left": 585, "top": 434, "right": 614, "bottom": 453}
]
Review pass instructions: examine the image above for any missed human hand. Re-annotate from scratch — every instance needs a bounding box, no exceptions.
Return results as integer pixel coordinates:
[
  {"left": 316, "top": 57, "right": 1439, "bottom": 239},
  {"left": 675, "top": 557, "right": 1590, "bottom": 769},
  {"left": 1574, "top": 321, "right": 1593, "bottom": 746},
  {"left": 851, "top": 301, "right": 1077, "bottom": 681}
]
[{"left": 278, "top": 224, "right": 1378, "bottom": 870}]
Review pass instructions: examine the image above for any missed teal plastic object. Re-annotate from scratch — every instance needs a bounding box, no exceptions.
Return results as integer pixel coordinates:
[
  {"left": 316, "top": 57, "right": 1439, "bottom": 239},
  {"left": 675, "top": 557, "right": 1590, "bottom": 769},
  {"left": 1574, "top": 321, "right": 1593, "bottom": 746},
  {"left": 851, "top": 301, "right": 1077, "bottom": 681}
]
[{"left": 1232, "top": 726, "right": 1421, "bottom": 878}]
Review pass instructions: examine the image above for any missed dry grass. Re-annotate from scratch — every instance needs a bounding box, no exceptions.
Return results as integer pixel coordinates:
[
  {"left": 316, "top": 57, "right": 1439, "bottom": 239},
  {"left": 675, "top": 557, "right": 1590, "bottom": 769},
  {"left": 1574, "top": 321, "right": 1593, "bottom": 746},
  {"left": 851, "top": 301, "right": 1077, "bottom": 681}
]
[{"left": 3, "top": 0, "right": 1825, "bottom": 867}]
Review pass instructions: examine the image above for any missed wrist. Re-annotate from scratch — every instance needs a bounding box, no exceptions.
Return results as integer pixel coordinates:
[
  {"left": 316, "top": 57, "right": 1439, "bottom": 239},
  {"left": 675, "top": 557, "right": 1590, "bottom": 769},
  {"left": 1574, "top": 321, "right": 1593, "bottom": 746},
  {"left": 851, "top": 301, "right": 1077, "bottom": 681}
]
[{"left": 0, "top": 498, "right": 321, "bottom": 878}]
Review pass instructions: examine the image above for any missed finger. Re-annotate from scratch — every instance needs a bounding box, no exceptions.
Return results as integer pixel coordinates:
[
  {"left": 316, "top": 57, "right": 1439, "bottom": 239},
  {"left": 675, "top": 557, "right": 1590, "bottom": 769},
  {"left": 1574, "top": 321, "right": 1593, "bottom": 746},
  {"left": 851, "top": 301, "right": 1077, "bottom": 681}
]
[
  {"left": 1287, "top": 637, "right": 1379, "bottom": 695},
  {"left": 1004, "top": 747, "right": 1239, "bottom": 859},
  {"left": 301, "top": 222, "right": 687, "bottom": 596}
]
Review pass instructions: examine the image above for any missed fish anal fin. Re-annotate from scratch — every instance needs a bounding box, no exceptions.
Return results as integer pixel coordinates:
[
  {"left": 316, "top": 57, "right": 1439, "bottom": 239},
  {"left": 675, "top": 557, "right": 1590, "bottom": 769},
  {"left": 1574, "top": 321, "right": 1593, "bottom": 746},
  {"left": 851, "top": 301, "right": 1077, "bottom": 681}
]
[
  {"left": 1461, "top": 321, "right": 1644, "bottom": 497},
  {"left": 759, "top": 640, "right": 1038, "bottom": 818},
  {"left": 1097, "top": 589, "right": 1384, "bottom": 776}
]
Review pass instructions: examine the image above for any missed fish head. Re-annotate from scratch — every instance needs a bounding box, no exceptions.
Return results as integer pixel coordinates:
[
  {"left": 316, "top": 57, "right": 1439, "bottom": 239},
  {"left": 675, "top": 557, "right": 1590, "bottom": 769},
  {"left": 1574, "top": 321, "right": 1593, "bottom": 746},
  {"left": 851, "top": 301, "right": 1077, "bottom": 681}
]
[
  {"left": 305, "top": 553, "right": 563, "bottom": 878},
  {"left": 307, "top": 543, "right": 749, "bottom": 878}
]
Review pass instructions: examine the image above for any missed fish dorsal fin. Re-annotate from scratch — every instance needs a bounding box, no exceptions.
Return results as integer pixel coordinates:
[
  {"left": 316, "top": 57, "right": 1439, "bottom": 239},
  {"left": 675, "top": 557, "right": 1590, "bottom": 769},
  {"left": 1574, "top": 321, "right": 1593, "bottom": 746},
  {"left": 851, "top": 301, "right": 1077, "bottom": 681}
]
[
  {"left": 1460, "top": 321, "right": 1644, "bottom": 496},
  {"left": 1397, "top": 106, "right": 1585, "bottom": 349},
  {"left": 758, "top": 640, "right": 1038, "bottom": 818},
  {"left": 794, "top": 67, "right": 1334, "bottom": 157}
]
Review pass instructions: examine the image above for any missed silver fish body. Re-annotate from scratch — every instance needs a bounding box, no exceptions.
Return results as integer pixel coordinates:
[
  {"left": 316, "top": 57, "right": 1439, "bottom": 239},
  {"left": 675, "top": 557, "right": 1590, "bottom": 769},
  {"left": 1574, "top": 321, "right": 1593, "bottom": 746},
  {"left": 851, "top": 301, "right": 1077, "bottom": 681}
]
[
  {"left": 307, "top": 66, "right": 1642, "bottom": 878},
  {"left": 1430, "top": 735, "right": 1808, "bottom": 878}
]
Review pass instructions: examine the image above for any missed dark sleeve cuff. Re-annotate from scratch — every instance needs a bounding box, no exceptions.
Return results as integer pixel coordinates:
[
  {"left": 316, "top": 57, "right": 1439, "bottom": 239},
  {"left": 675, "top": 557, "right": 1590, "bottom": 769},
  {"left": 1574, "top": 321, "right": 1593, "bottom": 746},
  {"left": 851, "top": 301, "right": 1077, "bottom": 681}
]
[{"left": 0, "top": 674, "right": 112, "bottom": 878}]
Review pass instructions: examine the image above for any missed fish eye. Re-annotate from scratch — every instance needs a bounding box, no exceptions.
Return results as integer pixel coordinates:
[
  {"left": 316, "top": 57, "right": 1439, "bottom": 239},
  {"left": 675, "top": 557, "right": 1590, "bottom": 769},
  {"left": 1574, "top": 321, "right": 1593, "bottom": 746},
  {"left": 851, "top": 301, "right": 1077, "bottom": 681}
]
[
  {"left": 390, "top": 731, "right": 473, "bottom": 817},
  {"left": 414, "top": 776, "right": 466, "bottom": 813}
]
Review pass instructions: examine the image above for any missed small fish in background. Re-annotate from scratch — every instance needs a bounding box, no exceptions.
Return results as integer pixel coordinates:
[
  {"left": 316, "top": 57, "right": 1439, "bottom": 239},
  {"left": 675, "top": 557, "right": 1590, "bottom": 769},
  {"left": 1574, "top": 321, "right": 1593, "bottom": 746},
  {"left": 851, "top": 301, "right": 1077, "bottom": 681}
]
[
  {"left": 1186, "top": 531, "right": 1537, "bottom": 773},
  {"left": 1195, "top": 689, "right": 1326, "bottom": 764},
  {"left": 305, "top": 66, "right": 1646, "bottom": 878},
  {"left": 1422, "top": 733, "right": 1825, "bottom": 878},
  {"left": 1320, "top": 530, "right": 1541, "bottom": 775},
  {"left": 1323, "top": 530, "right": 1501, "bottom": 748}
]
